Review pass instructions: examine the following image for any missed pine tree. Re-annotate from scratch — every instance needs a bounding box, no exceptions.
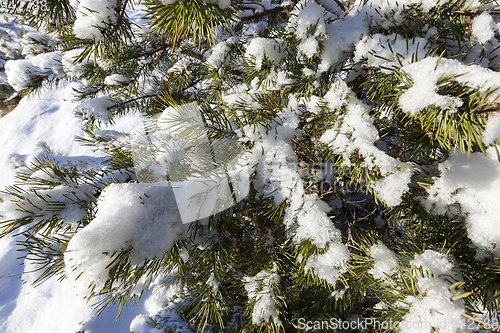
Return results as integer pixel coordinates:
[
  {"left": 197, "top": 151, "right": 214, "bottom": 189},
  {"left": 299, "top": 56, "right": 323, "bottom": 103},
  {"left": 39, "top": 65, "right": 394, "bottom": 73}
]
[{"left": 1, "top": 0, "right": 500, "bottom": 332}]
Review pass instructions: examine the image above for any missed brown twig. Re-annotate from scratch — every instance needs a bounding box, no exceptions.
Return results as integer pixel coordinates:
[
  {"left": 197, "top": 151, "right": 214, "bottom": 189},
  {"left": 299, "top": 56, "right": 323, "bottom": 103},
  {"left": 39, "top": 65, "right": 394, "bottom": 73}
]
[
  {"left": 483, "top": 92, "right": 500, "bottom": 113},
  {"left": 172, "top": 8, "right": 179, "bottom": 53}
]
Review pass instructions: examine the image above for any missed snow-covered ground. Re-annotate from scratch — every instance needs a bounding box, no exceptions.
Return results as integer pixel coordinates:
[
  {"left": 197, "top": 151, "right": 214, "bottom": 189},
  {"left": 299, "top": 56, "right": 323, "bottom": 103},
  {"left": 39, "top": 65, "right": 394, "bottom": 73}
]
[
  {"left": 0, "top": 7, "right": 190, "bottom": 331},
  {"left": 0, "top": 83, "right": 155, "bottom": 332}
]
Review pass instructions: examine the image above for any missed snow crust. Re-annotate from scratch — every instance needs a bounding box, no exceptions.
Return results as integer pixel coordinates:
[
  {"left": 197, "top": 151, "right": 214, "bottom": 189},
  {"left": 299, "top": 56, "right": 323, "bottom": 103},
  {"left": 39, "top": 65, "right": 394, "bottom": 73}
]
[
  {"left": 1, "top": 273, "right": 149, "bottom": 333},
  {"left": 0, "top": 84, "right": 92, "bottom": 190}
]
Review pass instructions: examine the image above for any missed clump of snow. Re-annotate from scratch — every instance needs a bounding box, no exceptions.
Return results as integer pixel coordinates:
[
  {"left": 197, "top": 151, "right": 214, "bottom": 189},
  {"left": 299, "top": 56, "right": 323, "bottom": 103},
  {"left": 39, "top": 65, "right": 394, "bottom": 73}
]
[
  {"left": 0, "top": 17, "right": 25, "bottom": 65},
  {"left": 288, "top": 1, "right": 329, "bottom": 59},
  {"left": 0, "top": 17, "right": 26, "bottom": 96},
  {"left": 274, "top": 70, "right": 295, "bottom": 88},
  {"left": 319, "top": 90, "right": 413, "bottom": 206},
  {"left": 320, "top": 98, "right": 401, "bottom": 174},
  {"left": 421, "top": 149, "right": 500, "bottom": 254},
  {"left": 130, "top": 290, "right": 196, "bottom": 333},
  {"left": 150, "top": 270, "right": 184, "bottom": 305},
  {"left": 104, "top": 74, "right": 130, "bottom": 85},
  {"left": 0, "top": 149, "right": 132, "bottom": 226},
  {"left": 365, "top": 0, "right": 479, "bottom": 18},
  {"left": 0, "top": 178, "right": 90, "bottom": 225},
  {"left": 316, "top": 0, "right": 343, "bottom": 12},
  {"left": 471, "top": 11, "right": 495, "bottom": 44},
  {"left": 64, "top": 183, "right": 188, "bottom": 295},
  {"left": 483, "top": 116, "right": 500, "bottom": 145},
  {"left": 321, "top": 11, "right": 368, "bottom": 69},
  {"left": 167, "top": 58, "right": 191, "bottom": 76},
  {"left": 368, "top": 241, "right": 398, "bottom": 279},
  {"left": 243, "top": 265, "right": 281, "bottom": 325},
  {"left": 245, "top": 111, "right": 301, "bottom": 206},
  {"left": 244, "top": 106, "right": 349, "bottom": 286},
  {"left": 305, "top": 95, "right": 322, "bottom": 114},
  {"left": 5, "top": 51, "right": 63, "bottom": 91},
  {"left": 354, "top": 34, "right": 430, "bottom": 72},
  {"left": 304, "top": 241, "right": 350, "bottom": 285},
  {"left": 399, "top": 57, "right": 500, "bottom": 115},
  {"left": 130, "top": 315, "right": 164, "bottom": 333},
  {"left": 323, "top": 79, "right": 351, "bottom": 110},
  {"left": 245, "top": 37, "right": 287, "bottom": 70},
  {"left": 399, "top": 250, "right": 465, "bottom": 333},
  {"left": 21, "top": 32, "right": 57, "bottom": 57},
  {"left": 242, "top": 21, "right": 268, "bottom": 36},
  {"left": 61, "top": 49, "right": 92, "bottom": 77},
  {"left": 76, "top": 96, "right": 115, "bottom": 122},
  {"left": 287, "top": 1, "right": 368, "bottom": 73},
  {"left": 372, "top": 166, "right": 413, "bottom": 206},
  {"left": 206, "top": 36, "right": 239, "bottom": 69},
  {"left": 398, "top": 64, "right": 463, "bottom": 115},
  {"left": 294, "top": 194, "right": 342, "bottom": 248},
  {"left": 331, "top": 285, "right": 349, "bottom": 300},
  {"left": 298, "top": 37, "right": 319, "bottom": 58},
  {"left": 288, "top": 1, "right": 329, "bottom": 40},
  {"left": 73, "top": 0, "right": 118, "bottom": 41},
  {"left": 207, "top": 272, "right": 219, "bottom": 293},
  {"left": 411, "top": 250, "right": 455, "bottom": 277},
  {"left": 238, "top": 0, "right": 276, "bottom": 16}
]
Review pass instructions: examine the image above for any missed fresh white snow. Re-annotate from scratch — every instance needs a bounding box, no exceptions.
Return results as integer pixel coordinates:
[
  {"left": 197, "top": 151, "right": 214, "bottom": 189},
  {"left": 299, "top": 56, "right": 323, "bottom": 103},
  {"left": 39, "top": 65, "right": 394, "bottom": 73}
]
[
  {"left": 1, "top": 0, "right": 500, "bottom": 331},
  {"left": 0, "top": 83, "right": 148, "bottom": 332}
]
